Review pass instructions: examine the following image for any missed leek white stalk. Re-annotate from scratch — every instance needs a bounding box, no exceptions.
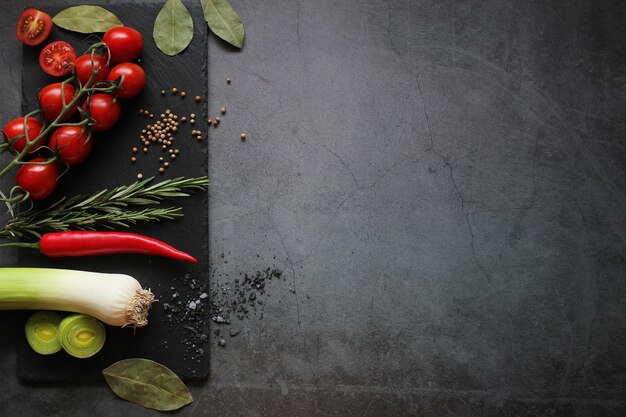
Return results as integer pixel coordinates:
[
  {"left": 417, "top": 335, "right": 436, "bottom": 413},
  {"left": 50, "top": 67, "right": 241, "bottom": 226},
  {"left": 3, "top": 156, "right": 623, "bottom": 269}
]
[{"left": 0, "top": 268, "right": 154, "bottom": 327}]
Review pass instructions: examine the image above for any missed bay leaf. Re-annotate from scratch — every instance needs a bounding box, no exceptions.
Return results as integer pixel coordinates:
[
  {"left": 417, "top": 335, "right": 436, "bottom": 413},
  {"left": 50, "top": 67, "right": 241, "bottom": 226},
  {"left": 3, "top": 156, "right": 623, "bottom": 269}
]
[
  {"left": 103, "top": 358, "right": 193, "bottom": 411},
  {"left": 53, "top": 6, "right": 123, "bottom": 34},
  {"left": 154, "top": 0, "right": 194, "bottom": 56},
  {"left": 200, "top": 0, "right": 245, "bottom": 48}
]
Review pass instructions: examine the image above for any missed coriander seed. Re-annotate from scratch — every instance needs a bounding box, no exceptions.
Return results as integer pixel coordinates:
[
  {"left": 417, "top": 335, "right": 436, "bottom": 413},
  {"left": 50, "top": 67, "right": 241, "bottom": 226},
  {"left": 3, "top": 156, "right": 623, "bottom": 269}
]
[
  {"left": 240, "top": 133, "right": 247, "bottom": 140},
  {"left": 172, "top": 87, "right": 178, "bottom": 94},
  {"left": 220, "top": 107, "right": 226, "bottom": 114},
  {"left": 195, "top": 96, "right": 201, "bottom": 102}
]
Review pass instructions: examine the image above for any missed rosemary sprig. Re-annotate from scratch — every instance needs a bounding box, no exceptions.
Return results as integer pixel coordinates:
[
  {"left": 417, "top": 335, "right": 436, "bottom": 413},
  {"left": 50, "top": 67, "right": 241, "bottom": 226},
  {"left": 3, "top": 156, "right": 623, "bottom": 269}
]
[{"left": 0, "top": 176, "right": 209, "bottom": 239}]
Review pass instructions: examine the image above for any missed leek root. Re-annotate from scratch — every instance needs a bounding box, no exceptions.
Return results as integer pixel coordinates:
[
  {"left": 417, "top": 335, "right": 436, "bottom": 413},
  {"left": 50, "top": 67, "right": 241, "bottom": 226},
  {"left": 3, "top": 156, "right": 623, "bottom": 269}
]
[
  {"left": 25, "top": 311, "right": 62, "bottom": 355},
  {"left": 58, "top": 314, "right": 106, "bottom": 358},
  {"left": 0, "top": 268, "right": 155, "bottom": 327}
]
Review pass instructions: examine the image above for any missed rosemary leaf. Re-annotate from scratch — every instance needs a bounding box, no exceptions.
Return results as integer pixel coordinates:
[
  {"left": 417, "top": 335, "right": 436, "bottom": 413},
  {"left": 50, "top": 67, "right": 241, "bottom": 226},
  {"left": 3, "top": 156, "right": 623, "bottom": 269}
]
[{"left": 0, "top": 176, "right": 208, "bottom": 240}]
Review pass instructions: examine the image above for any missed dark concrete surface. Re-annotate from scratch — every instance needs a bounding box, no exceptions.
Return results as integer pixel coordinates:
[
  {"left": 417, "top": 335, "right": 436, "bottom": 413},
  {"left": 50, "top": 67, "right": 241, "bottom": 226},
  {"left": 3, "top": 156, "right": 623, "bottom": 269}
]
[{"left": 1, "top": 0, "right": 625, "bottom": 416}]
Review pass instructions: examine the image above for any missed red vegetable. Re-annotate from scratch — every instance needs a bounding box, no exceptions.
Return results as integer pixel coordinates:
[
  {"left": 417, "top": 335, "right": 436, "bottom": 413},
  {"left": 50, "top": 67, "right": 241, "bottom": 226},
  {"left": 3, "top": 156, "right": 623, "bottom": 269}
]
[
  {"left": 81, "top": 93, "right": 121, "bottom": 131},
  {"left": 15, "top": 8, "right": 52, "bottom": 46},
  {"left": 73, "top": 53, "right": 110, "bottom": 86},
  {"left": 102, "top": 26, "right": 143, "bottom": 63},
  {"left": 3, "top": 116, "right": 45, "bottom": 154},
  {"left": 48, "top": 126, "right": 93, "bottom": 166},
  {"left": 38, "top": 231, "right": 197, "bottom": 262},
  {"left": 39, "top": 41, "right": 76, "bottom": 77},
  {"left": 107, "top": 63, "right": 145, "bottom": 99},
  {"left": 38, "top": 82, "right": 78, "bottom": 122},
  {"left": 15, "top": 157, "right": 59, "bottom": 200}
]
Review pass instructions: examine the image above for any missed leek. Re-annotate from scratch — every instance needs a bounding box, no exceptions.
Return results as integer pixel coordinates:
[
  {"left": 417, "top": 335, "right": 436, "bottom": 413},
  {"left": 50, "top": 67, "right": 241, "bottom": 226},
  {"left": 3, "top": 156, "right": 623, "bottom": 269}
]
[
  {"left": 25, "top": 311, "right": 62, "bottom": 355},
  {"left": 0, "top": 268, "right": 155, "bottom": 327},
  {"left": 59, "top": 314, "right": 106, "bottom": 358}
]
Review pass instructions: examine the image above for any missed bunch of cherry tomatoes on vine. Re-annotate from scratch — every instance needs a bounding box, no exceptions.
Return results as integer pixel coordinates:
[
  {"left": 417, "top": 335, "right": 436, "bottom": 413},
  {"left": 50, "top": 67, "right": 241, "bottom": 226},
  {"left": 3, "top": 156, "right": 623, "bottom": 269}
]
[{"left": 1, "top": 8, "right": 146, "bottom": 201}]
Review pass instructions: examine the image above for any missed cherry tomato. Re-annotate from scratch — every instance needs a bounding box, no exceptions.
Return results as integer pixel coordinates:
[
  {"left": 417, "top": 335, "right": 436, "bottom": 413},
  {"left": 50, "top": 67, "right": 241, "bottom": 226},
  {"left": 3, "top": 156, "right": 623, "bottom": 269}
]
[
  {"left": 39, "top": 41, "right": 76, "bottom": 77},
  {"left": 38, "top": 83, "right": 78, "bottom": 122},
  {"left": 15, "top": 8, "right": 52, "bottom": 46},
  {"left": 48, "top": 126, "right": 93, "bottom": 166},
  {"left": 15, "top": 157, "right": 59, "bottom": 200},
  {"left": 102, "top": 26, "right": 143, "bottom": 63},
  {"left": 81, "top": 94, "right": 121, "bottom": 132},
  {"left": 3, "top": 117, "right": 45, "bottom": 154},
  {"left": 107, "top": 63, "right": 145, "bottom": 99},
  {"left": 73, "top": 53, "right": 110, "bottom": 86}
]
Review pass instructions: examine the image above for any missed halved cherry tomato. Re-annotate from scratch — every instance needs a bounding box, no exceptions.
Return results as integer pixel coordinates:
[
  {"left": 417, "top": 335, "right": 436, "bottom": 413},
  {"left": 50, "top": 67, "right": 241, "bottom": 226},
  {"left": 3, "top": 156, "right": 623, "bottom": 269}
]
[
  {"left": 39, "top": 41, "right": 76, "bottom": 77},
  {"left": 107, "top": 63, "right": 145, "bottom": 99},
  {"left": 15, "top": 8, "right": 52, "bottom": 46},
  {"left": 15, "top": 157, "right": 59, "bottom": 200},
  {"left": 102, "top": 26, "right": 143, "bottom": 63},
  {"left": 81, "top": 94, "right": 121, "bottom": 132},
  {"left": 3, "top": 116, "right": 45, "bottom": 154},
  {"left": 48, "top": 126, "right": 93, "bottom": 166},
  {"left": 73, "top": 53, "right": 110, "bottom": 87},
  {"left": 38, "top": 83, "right": 78, "bottom": 122}
]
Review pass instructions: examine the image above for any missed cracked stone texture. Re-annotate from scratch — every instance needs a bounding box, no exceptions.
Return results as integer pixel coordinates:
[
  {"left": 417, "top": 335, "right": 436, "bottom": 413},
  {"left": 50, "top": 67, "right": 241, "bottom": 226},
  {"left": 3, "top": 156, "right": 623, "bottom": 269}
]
[{"left": 1, "top": 0, "right": 625, "bottom": 416}]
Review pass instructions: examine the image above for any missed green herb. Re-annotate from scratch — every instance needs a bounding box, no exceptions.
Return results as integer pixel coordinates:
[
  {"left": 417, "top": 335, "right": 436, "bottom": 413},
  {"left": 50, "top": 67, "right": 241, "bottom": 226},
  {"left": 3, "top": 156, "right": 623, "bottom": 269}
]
[
  {"left": 103, "top": 358, "right": 193, "bottom": 411},
  {"left": 154, "top": 0, "right": 194, "bottom": 56},
  {"left": 53, "top": 6, "right": 123, "bottom": 34},
  {"left": 0, "top": 176, "right": 209, "bottom": 239},
  {"left": 200, "top": 0, "right": 245, "bottom": 48}
]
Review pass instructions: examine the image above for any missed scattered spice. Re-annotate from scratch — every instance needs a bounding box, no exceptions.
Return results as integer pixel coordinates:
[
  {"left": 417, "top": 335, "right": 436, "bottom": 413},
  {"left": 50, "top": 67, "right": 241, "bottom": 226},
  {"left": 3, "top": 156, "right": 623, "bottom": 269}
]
[
  {"left": 195, "top": 96, "right": 201, "bottom": 102},
  {"left": 220, "top": 107, "right": 226, "bottom": 114},
  {"left": 240, "top": 133, "right": 246, "bottom": 140},
  {"left": 180, "top": 91, "right": 186, "bottom": 97},
  {"left": 172, "top": 87, "right": 178, "bottom": 94},
  {"left": 226, "top": 78, "right": 231, "bottom": 84}
]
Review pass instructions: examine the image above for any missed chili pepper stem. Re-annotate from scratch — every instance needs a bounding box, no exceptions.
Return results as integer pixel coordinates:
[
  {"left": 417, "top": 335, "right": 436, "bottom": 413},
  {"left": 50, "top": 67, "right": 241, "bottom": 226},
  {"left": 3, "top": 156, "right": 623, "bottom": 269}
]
[{"left": 0, "top": 242, "right": 39, "bottom": 249}]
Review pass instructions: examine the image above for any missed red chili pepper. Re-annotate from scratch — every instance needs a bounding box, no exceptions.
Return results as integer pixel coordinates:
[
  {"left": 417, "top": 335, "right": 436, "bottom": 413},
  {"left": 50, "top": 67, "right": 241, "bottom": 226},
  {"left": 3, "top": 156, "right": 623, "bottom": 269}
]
[{"left": 37, "top": 231, "right": 197, "bottom": 262}]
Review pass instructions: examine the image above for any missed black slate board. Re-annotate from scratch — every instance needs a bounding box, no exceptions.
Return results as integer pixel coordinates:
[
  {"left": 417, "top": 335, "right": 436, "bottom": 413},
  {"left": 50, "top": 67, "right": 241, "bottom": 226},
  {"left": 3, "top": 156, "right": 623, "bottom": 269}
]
[{"left": 16, "top": 3, "right": 210, "bottom": 381}]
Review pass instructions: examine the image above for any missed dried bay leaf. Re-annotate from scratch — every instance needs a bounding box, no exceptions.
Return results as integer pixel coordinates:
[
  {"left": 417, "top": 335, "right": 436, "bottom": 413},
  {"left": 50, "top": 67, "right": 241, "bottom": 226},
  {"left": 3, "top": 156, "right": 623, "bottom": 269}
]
[
  {"left": 103, "top": 358, "right": 193, "bottom": 411},
  {"left": 200, "top": 0, "right": 245, "bottom": 48},
  {"left": 53, "top": 6, "right": 123, "bottom": 34},
  {"left": 154, "top": 0, "right": 194, "bottom": 56}
]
